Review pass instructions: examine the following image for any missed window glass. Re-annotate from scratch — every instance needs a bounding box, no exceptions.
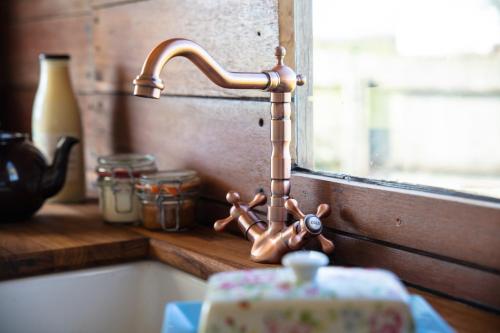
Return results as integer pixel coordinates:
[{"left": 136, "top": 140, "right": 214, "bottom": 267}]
[{"left": 313, "top": 0, "right": 500, "bottom": 199}]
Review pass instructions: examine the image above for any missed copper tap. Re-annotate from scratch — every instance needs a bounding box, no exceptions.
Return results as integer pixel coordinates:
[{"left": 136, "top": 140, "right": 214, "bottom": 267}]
[{"left": 133, "top": 38, "right": 334, "bottom": 264}]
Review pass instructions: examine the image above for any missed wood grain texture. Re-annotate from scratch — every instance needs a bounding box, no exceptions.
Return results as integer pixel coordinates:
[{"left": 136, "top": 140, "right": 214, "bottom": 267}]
[
  {"left": 407, "top": 287, "right": 500, "bottom": 333},
  {"left": 0, "top": 1, "right": 9, "bottom": 91},
  {"left": 2, "top": 88, "right": 35, "bottom": 133},
  {"left": 1, "top": 202, "right": 499, "bottom": 332},
  {"left": 79, "top": 93, "right": 500, "bottom": 304},
  {"left": 147, "top": 232, "right": 270, "bottom": 280},
  {"left": 0, "top": 201, "right": 148, "bottom": 279},
  {"left": 278, "top": 0, "right": 295, "bottom": 69},
  {"left": 79, "top": 99, "right": 500, "bottom": 283},
  {"left": 292, "top": 173, "right": 500, "bottom": 272},
  {"left": 6, "top": 0, "right": 90, "bottom": 22},
  {"left": 6, "top": 14, "right": 94, "bottom": 92},
  {"left": 90, "top": 0, "right": 145, "bottom": 8},
  {"left": 291, "top": 0, "right": 314, "bottom": 168},
  {"left": 3, "top": 0, "right": 500, "bottom": 317},
  {"left": 277, "top": 0, "right": 298, "bottom": 164},
  {"left": 83, "top": 94, "right": 272, "bottom": 204},
  {"left": 92, "top": 0, "right": 279, "bottom": 98},
  {"left": 5, "top": 79, "right": 500, "bottom": 314},
  {"left": 330, "top": 231, "right": 500, "bottom": 310},
  {"left": 141, "top": 225, "right": 500, "bottom": 331}
]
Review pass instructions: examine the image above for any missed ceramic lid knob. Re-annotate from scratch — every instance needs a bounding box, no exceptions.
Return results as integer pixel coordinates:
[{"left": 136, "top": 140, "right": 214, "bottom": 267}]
[{"left": 282, "top": 251, "right": 329, "bottom": 283}]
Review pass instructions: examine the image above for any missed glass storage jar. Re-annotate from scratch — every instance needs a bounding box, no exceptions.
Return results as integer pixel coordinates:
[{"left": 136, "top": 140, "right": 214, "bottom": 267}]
[
  {"left": 135, "top": 170, "right": 200, "bottom": 231},
  {"left": 96, "top": 153, "right": 157, "bottom": 223}
]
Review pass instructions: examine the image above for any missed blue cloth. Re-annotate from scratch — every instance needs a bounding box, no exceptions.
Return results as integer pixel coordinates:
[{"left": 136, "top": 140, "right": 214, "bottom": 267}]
[
  {"left": 411, "top": 295, "right": 454, "bottom": 333},
  {"left": 162, "top": 295, "right": 454, "bottom": 333},
  {"left": 161, "top": 301, "right": 202, "bottom": 333}
]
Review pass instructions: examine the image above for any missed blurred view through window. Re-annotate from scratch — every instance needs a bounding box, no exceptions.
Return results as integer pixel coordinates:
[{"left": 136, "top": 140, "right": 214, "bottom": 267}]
[{"left": 312, "top": 0, "right": 500, "bottom": 199}]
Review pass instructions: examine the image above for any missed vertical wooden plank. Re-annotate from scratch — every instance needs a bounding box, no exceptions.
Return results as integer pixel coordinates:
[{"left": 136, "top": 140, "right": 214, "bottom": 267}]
[
  {"left": 0, "top": 1, "right": 10, "bottom": 128},
  {"left": 278, "top": 0, "right": 298, "bottom": 163},
  {"left": 278, "top": 0, "right": 313, "bottom": 166},
  {"left": 278, "top": 0, "right": 295, "bottom": 69},
  {"left": 278, "top": 0, "right": 313, "bottom": 167},
  {"left": 293, "top": 0, "right": 313, "bottom": 168}
]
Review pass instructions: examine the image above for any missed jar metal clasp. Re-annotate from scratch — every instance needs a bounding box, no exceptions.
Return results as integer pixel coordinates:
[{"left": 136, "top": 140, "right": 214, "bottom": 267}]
[{"left": 156, "top": 180, "right": 183, "bottom": 231}]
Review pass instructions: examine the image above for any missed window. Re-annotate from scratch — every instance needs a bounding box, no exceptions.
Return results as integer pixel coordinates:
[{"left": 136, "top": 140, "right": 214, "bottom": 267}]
[{"left": 311, "top": 0, "right": 500, "bottom": 200}]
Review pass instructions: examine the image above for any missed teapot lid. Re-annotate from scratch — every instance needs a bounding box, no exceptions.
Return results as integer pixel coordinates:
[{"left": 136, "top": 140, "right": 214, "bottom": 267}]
[{"left": 0, "top": 132, "right": 27, "bottom": 144}]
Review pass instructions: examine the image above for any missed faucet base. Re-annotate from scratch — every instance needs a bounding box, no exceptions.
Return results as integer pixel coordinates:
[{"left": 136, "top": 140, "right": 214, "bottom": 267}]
[{"left": 214, "top": 190, "right": 335, "bottom": 264}]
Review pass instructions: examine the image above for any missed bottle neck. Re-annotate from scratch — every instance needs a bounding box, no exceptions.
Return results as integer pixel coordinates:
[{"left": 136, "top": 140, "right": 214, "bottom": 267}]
[{"left": 38, "top": 59, "right": 72, "bottom": 90}]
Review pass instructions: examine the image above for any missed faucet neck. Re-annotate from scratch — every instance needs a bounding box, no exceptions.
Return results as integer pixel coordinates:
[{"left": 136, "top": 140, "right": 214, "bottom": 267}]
[
  {"left": 267, "top": 92, "right": 292, "bottom": 230},
  {"left": 132, "top": 39, "right": 305, "bottom": 99},
  {"left": 133, "top": 39, "right": 272, "bottom": 98}
]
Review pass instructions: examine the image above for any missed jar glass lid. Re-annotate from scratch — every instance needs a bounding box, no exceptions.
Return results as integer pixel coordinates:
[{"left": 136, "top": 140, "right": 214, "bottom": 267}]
[
  {"left": 96, "top": 153, "right": 156, "bottom": 177},
  {"left": 136, "top": 170, "right": 200, "bottom": 196}
]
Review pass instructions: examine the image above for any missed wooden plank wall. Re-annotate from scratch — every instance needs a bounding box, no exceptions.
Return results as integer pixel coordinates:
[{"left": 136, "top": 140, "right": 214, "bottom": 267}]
[
  {"left": 1, "top": 0, "right": 500, "bottom": 314},
  {"left": 0, "top": 2, "right": 8, "bottom": 121}
]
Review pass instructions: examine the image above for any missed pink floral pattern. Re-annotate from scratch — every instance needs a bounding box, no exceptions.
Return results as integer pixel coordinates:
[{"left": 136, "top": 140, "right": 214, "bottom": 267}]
[
  {"left": 207, "top": 267, "right": 410, "bottom": 303},
  {"left": 201, "top": 267, "right": 414, "bottom": 333},
  {"left": 370, "top": 308, "right": 405, "bottom": 333}
]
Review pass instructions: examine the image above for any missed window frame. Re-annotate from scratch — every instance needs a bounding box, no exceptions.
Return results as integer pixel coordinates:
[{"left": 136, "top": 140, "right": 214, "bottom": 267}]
[
  {"left": 284, "top": 0, "right": 500, "bottom": 205},
  {"left": 280, "top": 0, "right": 500, "bottom": 312}
]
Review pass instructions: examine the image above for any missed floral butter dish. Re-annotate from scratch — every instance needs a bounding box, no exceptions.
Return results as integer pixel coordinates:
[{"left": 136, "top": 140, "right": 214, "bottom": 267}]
[
  {"left": 162, "top": 296, "right": 453, "bottom": 333},
  {"left": 197, "top": 251, "right": 425, "bottom": 333}
]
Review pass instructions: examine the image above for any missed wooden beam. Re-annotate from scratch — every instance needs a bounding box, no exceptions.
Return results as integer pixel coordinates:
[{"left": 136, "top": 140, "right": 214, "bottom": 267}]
[
  {"left": 292, "top": 172, "right": 500, "bottom": 272},
  {"left": 331, "top": 232, "right": 500, "bottom": 310}
]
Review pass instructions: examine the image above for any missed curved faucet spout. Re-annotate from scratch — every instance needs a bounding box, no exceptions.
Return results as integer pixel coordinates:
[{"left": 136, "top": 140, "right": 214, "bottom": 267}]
[
  {"left": 133, "top": 38, "right": 272, "bottom": 98},
  {"left": 131, "top": 37, "right": 328, "bottom": 264}
]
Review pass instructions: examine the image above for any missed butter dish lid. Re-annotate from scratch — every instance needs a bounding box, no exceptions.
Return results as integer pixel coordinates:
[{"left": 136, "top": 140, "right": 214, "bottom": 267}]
[{"left": 205, "top": 251, "right": 409, "bottom": 303}]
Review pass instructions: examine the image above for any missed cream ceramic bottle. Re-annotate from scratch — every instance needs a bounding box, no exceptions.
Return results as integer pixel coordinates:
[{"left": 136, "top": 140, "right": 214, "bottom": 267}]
[{"left": 32, "top": 54, "right": 85, "bottom": 202}]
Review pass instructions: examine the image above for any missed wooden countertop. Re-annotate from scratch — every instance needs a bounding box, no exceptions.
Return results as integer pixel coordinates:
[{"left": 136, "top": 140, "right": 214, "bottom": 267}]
[{"left": 1, "top": 202, "right": 499, "bottom": 332}]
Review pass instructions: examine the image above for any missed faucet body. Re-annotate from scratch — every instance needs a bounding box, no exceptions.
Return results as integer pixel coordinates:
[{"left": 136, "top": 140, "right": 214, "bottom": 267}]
[{"left": 133, "top": 38, "right": 333, "bottom": 264}]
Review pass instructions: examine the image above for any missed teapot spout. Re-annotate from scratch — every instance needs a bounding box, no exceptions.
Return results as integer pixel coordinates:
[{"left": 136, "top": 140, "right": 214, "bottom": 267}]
[{"left": 42, "top": 136, "right": 79, "bottom": 198}]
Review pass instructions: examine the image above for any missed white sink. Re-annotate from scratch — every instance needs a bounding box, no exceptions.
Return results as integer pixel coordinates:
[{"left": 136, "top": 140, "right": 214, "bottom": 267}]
[{"left": 0, "top": 261, "right": 207, "bottom": 333}]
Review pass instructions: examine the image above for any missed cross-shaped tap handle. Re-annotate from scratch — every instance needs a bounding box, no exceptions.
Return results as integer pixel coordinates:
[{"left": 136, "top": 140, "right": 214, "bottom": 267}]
[
  {"left": 284, "top": 198, "right": 335, "bottom": 254},
  {"left": 214, "top": 191, "right": 267, "bottom": 232}
]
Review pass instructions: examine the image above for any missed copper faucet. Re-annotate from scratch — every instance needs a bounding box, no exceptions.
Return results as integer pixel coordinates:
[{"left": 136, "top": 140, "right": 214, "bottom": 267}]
[{"left": 133, "top": 38, "right": 334, "bottom": 263}]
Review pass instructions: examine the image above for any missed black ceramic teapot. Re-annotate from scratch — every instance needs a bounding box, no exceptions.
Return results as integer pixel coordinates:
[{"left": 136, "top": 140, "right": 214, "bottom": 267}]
[{"left": 0, "top": 132, "right": 79, "bottom": 222}]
